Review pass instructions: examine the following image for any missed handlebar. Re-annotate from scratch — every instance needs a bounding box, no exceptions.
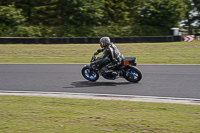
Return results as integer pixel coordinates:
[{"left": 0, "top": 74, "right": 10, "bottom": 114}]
[{"left": 90, "top": 54, "right": 96, "bottom": 63}]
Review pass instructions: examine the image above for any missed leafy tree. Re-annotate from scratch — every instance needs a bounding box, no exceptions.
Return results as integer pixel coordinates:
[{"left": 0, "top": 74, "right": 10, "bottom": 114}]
[
  {"left": 0, "top": 3, "right": 26, "bottom": 26},
  {"left": 139, "top": 0, "right": 187, "bottom": 29},
  {"left": 102, "top": 0, "right": 145, "bottom": 26},
  {"left": 182, "top": 0, "right": 195, "bottom": 27},
  {"left": 61, "top": 0, "right": 104, "bottom": 26},
  {"left": 0, "top": 0, "right": 61, "bottom": 26},
  {"left": 1, "top": 0, "right": 200, "bottom": 36},
  {"left": 0, "top": 0, "right": 13, "bottom": 6},
  {"left": 179, "top": 0, "right": 200, "bottom": 34},
  {"left": 19, "top": 0, "right": 61, "bottom": 26},
  {"left": 193, "top": 0, "right": 200, "bottom": 27},
  {"left": 14, "top": 0, "right": 38, "bottom": 25},
  {"left": 193, "top": 0, "right": 200, "bottom": 13}
]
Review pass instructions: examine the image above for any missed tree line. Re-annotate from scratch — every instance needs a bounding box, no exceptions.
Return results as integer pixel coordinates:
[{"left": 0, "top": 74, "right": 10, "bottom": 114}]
[{"left": 0, "top": 0, "right": 200, "bottom": 37}]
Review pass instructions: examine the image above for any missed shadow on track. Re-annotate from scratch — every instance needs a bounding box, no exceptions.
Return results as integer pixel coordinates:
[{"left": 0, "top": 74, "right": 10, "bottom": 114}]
[{"left": 63, "top": 81, "right": 133, "bottom": 89}]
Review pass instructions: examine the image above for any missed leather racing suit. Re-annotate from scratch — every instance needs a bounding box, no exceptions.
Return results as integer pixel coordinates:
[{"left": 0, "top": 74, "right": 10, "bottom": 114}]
[{"left": 94, "top": 42, "right": 124, "bottom": 74}]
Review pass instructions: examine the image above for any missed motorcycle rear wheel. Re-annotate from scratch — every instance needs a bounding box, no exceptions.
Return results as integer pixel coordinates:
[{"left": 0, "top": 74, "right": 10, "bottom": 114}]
[{"left": 123, "top": 66, "right": 142, "bottom": 83}]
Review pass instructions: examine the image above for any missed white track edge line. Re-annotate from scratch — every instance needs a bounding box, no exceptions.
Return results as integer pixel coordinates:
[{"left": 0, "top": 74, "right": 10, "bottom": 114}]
[{"left": 0, "top": 90, "right": 200, "bottom": 105}]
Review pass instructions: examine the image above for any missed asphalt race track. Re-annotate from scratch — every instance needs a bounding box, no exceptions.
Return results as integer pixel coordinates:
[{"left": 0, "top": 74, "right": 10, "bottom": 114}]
[{"left": 0, "top": 64, "right": 200, "bottom": 99}]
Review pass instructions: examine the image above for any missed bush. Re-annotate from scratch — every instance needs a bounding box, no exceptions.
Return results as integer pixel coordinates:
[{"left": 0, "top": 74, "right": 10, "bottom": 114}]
[
  {"left": 93, "top": 24, "right": 133, "bottom": 37},
  {"left": 131, "top": 25, "right": 170, "bottom": 36},
  {"left": 93, "top": 24, "right": 170, "bottom": 37},
  {"left": 0, "top": 24, "right": 171, "bottom": 37},
  {"left": 0, "top": 24, "right": 12, "bottom": 37},
  {"left": 62, "top": 25, "right": 95, "bottom": 37},
  {"left": 13, "top": 26, "right": 42, "bottom": 37}
]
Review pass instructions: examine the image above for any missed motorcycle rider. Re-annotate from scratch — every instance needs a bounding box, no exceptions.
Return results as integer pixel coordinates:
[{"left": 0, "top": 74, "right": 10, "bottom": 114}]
[{"left": 92, "top": 37, "right": 124, "bottom": 79}]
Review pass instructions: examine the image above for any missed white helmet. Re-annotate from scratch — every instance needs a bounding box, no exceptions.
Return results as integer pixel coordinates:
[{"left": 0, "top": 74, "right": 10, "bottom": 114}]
[{"left": 99, "top": 37, "right": 111, "bottom": 48}]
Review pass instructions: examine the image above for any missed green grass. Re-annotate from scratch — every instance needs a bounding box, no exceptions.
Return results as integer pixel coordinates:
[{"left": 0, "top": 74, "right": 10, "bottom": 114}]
[
  {"left": 0, "top": 42, "right": 200, "bottom": 64},
  {"left": 1, "top": 42, "right": 200, "bottom": 132},
  {"left": 0, "top": 95, "right": 200, "bottom": 133}
]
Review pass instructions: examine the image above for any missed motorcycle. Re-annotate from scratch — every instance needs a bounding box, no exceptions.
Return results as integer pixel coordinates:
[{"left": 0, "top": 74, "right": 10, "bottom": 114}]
[{"left": 81, "top": 54, "right": 142, "bottom": 83}]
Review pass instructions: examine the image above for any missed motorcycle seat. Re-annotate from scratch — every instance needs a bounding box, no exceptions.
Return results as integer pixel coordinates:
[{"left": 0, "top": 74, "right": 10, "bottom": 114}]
[
  {"left": 123, "top": 57, "right": 137, "bottom": 66},
  {"left": 124, "top": 57, "right": 136, "bottom": 62}
]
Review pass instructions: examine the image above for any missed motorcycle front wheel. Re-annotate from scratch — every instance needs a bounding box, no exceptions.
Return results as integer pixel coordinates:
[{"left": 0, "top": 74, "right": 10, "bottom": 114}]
[
  {"left": 123, "top": 66, "right": 142, "bottom": 83},
  {"left": 82, "top": 66, "right": 99, "bottom": 82}
]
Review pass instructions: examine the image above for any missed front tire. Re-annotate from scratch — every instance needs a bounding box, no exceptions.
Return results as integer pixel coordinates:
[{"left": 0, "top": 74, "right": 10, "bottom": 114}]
[
  {"left": 123, "top": 66, "right": 142, "bottom": 83},
  {"left": 82, "top": 66, "right": 99, "bottom": 82}
]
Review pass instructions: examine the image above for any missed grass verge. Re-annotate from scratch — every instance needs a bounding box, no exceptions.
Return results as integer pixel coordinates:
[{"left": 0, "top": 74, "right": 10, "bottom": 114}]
[
  {"left": 0, "top": 42, "right": 200, "bottom": 64},
  {"left": 0, "top": 95, "right": 200, "bottom": 133},
  {"left": 1, "top": 42, "right": 200, "bottom": 132}
]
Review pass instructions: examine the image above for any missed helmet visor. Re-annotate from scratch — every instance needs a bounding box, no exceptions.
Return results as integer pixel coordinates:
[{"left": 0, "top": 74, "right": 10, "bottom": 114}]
[{"left": 100, "top": 41, "right": 104, "bottom": 48}]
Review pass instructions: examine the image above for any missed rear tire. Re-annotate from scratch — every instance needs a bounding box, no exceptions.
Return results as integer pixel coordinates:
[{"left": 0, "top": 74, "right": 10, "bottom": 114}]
[
  {"left": 82, "top": 66, "right": 99, "bottom": 82},
  {"left": 123, "top": 66, "right": 142, "bottom": 83}
]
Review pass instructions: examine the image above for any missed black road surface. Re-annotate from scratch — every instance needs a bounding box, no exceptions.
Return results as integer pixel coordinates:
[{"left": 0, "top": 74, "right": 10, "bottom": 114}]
[{"left": 0, "top": 64, "right": 200, "bottom": 99}]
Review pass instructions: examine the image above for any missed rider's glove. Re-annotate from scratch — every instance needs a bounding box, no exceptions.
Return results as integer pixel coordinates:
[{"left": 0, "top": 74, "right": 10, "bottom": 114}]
[
  {"left": 97, "top": 49, "right": 103, "bottom": 53},
  {"left": 94, "top": 52, "right": 98, "bottom": 55},
  {"left": 94, "top": 49, "right": 103, "bottom": 55}
]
